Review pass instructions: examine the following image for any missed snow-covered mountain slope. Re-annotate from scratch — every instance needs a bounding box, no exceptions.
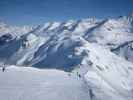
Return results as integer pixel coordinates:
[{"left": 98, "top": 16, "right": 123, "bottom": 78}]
[
  {"left": 80, "top": 42, "right": 133, "bottom": 100},
  {"left": 0, "top": 66, "right": 90, "bottom": 100},
  {"left": 111, "top": 40, "right": 133, "bottom": 62},
  {"left": 85, "top": 14, "right": 133, "bottom": 47},
  {"left": 0, "top": 22, "right": 33, "bottom": 37}
]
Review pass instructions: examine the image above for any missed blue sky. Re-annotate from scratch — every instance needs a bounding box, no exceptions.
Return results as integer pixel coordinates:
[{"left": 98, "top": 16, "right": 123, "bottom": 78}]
[{"left": 0, "top": 0, "right": 133, "bottom": 25}]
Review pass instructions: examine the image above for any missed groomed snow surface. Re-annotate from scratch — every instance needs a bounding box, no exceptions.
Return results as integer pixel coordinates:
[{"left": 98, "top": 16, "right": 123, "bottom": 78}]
[{"left": 0, "top": 66, "right": 90, "bottom": 100}]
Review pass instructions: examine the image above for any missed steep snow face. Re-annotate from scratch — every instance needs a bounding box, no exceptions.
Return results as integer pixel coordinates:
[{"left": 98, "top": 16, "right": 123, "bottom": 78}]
[
  {"left": 32, "top": 22, "right": 61, "bottom": 37},
  {"left": 78, "top": 43, "right": 133, "bottom": 100},
  {"left": 85, "top": 18, "right": 133, "bottom": 46},
  {"left": 31, "top": 36, "right": 86, "bottom": 71},
  {"left": 0, "top": 33, "right": 46, "bottom": 65},
  {"left": 111, "top": 40, "right": 133, "bottom": 62},
  {"left": 72, "top": 18, "right": 98, "bottom": 36}
]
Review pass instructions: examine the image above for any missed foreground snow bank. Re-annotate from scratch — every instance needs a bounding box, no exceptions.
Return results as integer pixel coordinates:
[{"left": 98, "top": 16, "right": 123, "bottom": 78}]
[{"left": 0, "top": 66, "right": 90, "bottom": 100}]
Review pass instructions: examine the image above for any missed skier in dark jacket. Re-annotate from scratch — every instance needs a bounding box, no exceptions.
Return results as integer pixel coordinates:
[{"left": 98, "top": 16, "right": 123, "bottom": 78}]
[
  {"left": 2, "top": 67, "right": 5, "bottom": 72},
  {"left": 1, "top": 63, "right": 6, "bottom": 72},
  {"left": 77, "top": 72, "right": 81, "bottom": 78},
  {"left": 89, "top": 89, "right": 94, "bottom": 100}
]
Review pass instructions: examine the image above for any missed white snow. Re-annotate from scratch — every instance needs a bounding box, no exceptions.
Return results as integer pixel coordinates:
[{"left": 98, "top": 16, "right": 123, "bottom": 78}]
[
  {"left": 0, "top": 14, "right": 133, "bottom": 100},
  {"left": 0, "top": 66, "right": 90, "bottom": 100},
  {"left": 81, "top": 43, "right": 133, "bottom": 100}
]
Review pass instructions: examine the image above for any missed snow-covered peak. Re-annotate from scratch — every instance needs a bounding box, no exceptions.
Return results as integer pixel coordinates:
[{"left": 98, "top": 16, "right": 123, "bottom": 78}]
[
  {"left": 0, "top": 23, "right": 33, "bottom": 38},
  {"left": 0, "top": 22, "right": 8, "bottom": 27},
  {"left": 117, "top": 13, "right": 133, "bottom": 26}
]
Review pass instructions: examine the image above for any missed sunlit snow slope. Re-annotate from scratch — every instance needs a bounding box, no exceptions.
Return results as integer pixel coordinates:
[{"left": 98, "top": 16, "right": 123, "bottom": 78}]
[{"left": 0, "top": 66, "right": 90, "bottom": 100}]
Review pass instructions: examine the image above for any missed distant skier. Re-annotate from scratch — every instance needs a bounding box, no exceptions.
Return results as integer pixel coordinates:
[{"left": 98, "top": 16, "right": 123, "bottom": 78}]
[
  {"left": 77, "top": 72, "right": 81, "bottom": 79},
  {"left": 89, "top": 89, "right": 94, "bottom": 100},
  {"left": 1, "top": 63, "right": 6, "bottom": 72},
  {"left": 2, "top": 66, "right": 5, "bottom": 72}
]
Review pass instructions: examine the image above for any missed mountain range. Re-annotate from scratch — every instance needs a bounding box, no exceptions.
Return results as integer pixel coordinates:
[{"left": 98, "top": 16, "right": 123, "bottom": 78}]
[{"left": 0, "top": 14, "right": 133, "bottom": 100}]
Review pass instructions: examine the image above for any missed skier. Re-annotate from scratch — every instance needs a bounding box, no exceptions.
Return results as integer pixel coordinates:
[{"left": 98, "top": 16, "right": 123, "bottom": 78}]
[
  {"left": 77, "top": 71, "right": 81, "bottom": 79},
  {"left": 1, "top": 63, "right": 6, "bottom": 72},
  {"left": 89, "top": 89, "right": 94, "bottom": 100},
  {"left": 2, "top": 66, "right": 5, "bottom": 72},
  {"left": 78, "top": 74, "right": 81, "bottom": 78}
]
